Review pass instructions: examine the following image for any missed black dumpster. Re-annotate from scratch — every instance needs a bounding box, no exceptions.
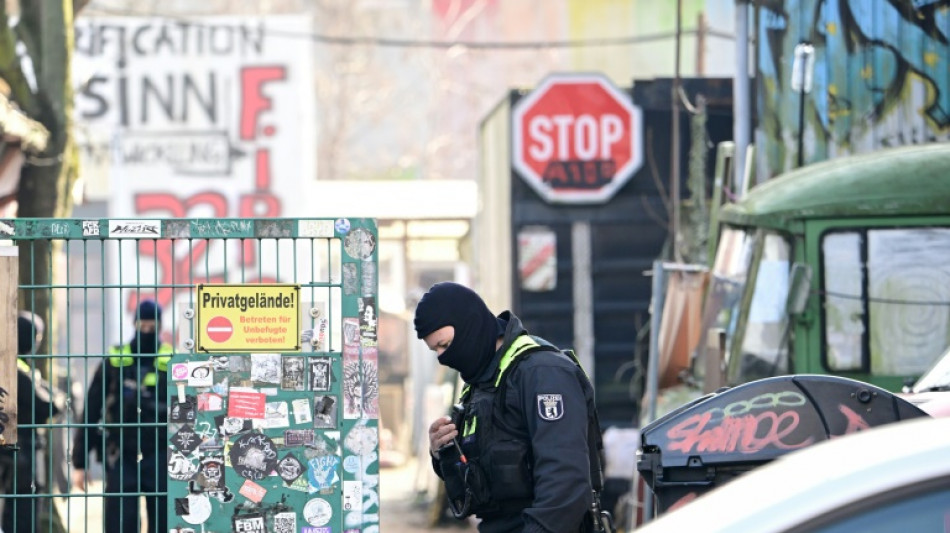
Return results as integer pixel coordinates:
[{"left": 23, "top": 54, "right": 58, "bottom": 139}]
[{"left": 636, "top": 375, "right": 929, "bottom": 515}]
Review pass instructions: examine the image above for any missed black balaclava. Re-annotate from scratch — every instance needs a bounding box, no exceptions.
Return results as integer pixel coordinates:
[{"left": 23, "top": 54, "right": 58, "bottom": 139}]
[
  {"left": 130, "top": 299, "right": 162, "bottom": 354},
  {"left": 414, "top": 282, "right": 501, "bottom": 382}
]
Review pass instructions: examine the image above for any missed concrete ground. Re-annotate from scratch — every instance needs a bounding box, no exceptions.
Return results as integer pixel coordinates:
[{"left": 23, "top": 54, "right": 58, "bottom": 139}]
[{"left": 380, "top": 456, "right": 477, "bottom": 533}]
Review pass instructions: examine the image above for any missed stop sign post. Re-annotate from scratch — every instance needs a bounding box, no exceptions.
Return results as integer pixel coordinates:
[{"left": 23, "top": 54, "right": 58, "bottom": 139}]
[{"left": 512, "top": 73, "right": 643, "bottom": 204}]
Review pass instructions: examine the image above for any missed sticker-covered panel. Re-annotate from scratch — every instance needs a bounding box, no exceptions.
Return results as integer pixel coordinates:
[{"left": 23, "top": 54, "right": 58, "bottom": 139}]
[{"left": 166, "top": 217, "right": 379, "bottom": 532}]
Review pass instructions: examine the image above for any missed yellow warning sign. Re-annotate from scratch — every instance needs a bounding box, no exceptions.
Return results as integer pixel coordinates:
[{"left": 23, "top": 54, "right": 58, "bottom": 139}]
[{"left": 196, "top": 284, "right": 300, "bottom": 352}]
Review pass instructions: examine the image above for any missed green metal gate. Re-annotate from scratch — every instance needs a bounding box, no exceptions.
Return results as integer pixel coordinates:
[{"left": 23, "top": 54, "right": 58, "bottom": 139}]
[{"left": 0, "top": 217, "right": 379, "bottom": 533}]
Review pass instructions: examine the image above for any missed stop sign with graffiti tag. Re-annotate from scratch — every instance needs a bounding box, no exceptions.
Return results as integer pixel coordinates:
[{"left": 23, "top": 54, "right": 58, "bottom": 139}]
[{"left": 512, "top": 73, "right": 643, "bottom": 204}]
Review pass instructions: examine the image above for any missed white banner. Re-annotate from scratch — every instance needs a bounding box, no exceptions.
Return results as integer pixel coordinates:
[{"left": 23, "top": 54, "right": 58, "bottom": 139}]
[
  {"left": 74, "top": 15, "right": 315, "bottom": 216},
  {"left": 72, "top": 15, "right": 316, "bottom": 330}
]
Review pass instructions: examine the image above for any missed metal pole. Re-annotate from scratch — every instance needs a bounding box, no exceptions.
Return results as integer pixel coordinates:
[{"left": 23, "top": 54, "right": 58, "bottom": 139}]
[
  {"left": 572, "top": 221, "right": 595, "bottom": 380},
  {"left": 641, "top": 260, "right": 668, "bottom": 524},
  {"left": 696, "top": 12, "right": 706, "bottom": 76},
  {"left": 792, "top": 42, "right": 814, "bottom": 168},
  {"left": 797, "top": 67, "right": 806, "bottom": 168},
  {"left": 671, "top": 0, "right": 682, "bottom": 262},
  {"left": 644, "top": 260, "right": 668, "bottom": 426},
  {"left": 734, "top": 0, "right": 750, "bottom": 192}
]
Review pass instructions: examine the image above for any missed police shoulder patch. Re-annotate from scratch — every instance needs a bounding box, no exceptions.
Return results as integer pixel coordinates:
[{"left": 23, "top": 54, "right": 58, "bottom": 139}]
[{"left": 536, "top": 394, "right": 564, "bottom": 421}]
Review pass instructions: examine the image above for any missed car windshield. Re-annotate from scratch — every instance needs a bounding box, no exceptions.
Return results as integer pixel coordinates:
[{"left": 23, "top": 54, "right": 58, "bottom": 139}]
[{"left": 912, "top": 347, "right": 950, "bottom": 392}]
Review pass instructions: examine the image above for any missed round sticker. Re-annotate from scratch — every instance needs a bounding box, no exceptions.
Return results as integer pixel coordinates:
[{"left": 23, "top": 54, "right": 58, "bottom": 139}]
[
  {"left": 229, "top": 432, "right": 279, "bottom": 481},
  {"left": 334, "top": 218, "right": 351, "bottom": 234},
  {"left": 343, "top": 455, "right": 361, "bottom": 474},
  {"left": 172, "top": 363, "right": 189, "bottom": 380},
  {"left": 343, "top": 228, "right": 376, "bottom": 260},
  {"left": 303, "top": 498, "right": 333, "bottom": 527},
  {"left": 182, "top": 493, "right": 212, "bottom": 524}
]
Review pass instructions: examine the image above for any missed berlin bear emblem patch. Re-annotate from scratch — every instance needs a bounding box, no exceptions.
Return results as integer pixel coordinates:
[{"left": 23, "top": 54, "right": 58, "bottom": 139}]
[{"left": 537, "top": 394, "right": 564, "bottom": 421}]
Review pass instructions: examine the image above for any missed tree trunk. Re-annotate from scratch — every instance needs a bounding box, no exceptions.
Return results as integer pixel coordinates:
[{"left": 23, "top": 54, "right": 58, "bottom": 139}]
[
  {"left": 12, "top": 0, "right": 81, "bottom": 374},
  {"left": 17, "top": 162, "right": 63, "bottom": 360}
]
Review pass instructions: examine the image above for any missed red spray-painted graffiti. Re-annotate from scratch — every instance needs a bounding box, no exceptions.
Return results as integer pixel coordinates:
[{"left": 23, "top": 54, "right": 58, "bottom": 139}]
[
  {"left": 838, "top": 404, "right": 871, "bottom": 435},
  {"left": 664, "top": 397, "right": 878, "bottom": 454},
  {"left": 126, "top": 66, "right": 287, "bottom": 315},
  {"left": 666, "top": 409, "right": 814, "bottom": 455}
]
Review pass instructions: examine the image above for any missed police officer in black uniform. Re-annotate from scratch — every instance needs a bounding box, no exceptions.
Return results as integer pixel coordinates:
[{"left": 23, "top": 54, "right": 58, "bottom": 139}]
[
  {"left": 415, "top": 282, "right": 602, "bottom": 533},
  {"left": 0, "top": 313, "right": 65, "bottom": 533},
  {"left": 72, "top": 300, "right": 171, "bottom": 533}
]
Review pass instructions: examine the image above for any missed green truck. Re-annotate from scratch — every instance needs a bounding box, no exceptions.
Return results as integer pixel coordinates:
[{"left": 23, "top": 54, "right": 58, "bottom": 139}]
[{"left": 697, "top": 143, "right": 950, "bottom": 393}]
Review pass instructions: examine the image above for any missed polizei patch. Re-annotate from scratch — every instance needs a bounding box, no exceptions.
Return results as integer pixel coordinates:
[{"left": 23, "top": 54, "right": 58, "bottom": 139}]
[{"left": 537, "top": 394, "right": 564, "bottom": 421}]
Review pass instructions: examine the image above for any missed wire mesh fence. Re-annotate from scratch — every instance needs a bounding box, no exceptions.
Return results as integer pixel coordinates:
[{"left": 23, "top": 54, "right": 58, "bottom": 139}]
[{"left": 0, "top": 217, "right": 380, "bottom": 533}]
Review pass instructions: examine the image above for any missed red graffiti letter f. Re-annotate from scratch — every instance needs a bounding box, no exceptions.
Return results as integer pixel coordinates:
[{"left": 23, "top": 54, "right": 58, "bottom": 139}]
[{"left": 240, "top": 66, "right": 287, "bottom": 141}]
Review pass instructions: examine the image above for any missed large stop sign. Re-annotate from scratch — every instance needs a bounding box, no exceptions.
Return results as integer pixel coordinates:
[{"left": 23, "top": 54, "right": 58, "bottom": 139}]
[{"left": 512, "top": 73, "right": 643, "bottom": 204}]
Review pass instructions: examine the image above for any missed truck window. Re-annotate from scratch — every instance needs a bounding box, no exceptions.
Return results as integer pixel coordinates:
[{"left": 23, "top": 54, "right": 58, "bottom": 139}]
[
  {"left": 729, "top": 231, "right": 792, "bottom": 383},
  {"left": 822, "top": 232, "right": 865, "bottom": 371},
  {"left": 822, "top": 228, "right": 950, "bottom": 376}
]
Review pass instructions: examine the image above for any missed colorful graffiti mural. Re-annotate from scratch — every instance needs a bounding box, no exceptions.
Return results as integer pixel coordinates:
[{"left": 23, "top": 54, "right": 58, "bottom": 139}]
[{"left": 756, "top": 0, "right": 950, "bottom": 178}]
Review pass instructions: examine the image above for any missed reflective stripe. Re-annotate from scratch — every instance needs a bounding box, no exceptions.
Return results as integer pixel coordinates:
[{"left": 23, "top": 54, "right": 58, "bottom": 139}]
[
  {"left": 561, "top": 349, "right": 590, "bottom": 379},
  {"left": 143, "top": 372, "right": 158, "bottom": 386},
  {"left": 108, "top": 343, "right": 173, "bottom": 373},
  {"left": 494, "top": 336, "right": 540, "bottom": 387},
  {"left": 463, "top": 416, "right": 477, "bottom": 438},
  {"left": 455, "top": 336, "right": 542, "bottom": 436},
  {"left": 455, "top": 336, "right": 542, "bottom": 400},
  {"left": 109, "top": 343, "right": 173, "bottom": 355},
  {"left": 16, "top": 358, "right": 31, "bottom": 373},
  {"left": 108, "top": 355, "right": 135, "bottom": 367}
]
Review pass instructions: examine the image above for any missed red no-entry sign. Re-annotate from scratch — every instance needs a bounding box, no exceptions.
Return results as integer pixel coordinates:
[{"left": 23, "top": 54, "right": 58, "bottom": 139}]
[
  {"left": 512, "top": 73, "right": 643, "bottom": 204},
  {"left": 206, "top": 315, "right": 233, "bottom": 343}
]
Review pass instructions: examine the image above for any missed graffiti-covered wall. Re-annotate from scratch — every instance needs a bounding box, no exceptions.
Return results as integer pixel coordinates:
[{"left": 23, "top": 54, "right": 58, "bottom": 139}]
[{"left": 756, "top": 0, "right": 950, "bottom": 179}]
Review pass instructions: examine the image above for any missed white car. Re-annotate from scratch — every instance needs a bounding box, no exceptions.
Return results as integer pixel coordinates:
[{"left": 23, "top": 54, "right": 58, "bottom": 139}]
[{"left": 635, "top": 416, "right": 950, "bottom": 533}]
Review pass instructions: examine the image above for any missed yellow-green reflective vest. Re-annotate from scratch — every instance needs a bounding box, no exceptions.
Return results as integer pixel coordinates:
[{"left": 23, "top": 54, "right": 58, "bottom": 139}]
[
  {"left": 458, "top": 335, "right": 541, "bottom": 439},
  {"left": 108, "top": 343, "right": 173, "bottom": 386}
]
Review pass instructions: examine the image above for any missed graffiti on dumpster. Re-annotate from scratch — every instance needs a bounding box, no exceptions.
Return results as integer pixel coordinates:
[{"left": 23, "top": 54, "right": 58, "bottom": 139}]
[
  {"left": 665, "top": 409, "right": 814, "bottom": 454},
  {"left": 663, "top": 391, "right": 879, "bottom": 454}
]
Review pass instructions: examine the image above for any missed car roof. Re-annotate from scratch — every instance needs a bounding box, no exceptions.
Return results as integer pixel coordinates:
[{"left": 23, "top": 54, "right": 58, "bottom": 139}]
[{"left": 637, "top": 416, "right": 950, "bottom": 533}]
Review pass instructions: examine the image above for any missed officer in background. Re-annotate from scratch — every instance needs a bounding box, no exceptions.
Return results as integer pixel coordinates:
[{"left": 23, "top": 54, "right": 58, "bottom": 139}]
[
  {"left": 71, "top": 300, "right": 172, "bottom": 533},
  {"left": 0, "top": 313, "right": 66, "bottom": 533},
  {"left": 415, "top": 282, "right": 605, "bottom": 533}
]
